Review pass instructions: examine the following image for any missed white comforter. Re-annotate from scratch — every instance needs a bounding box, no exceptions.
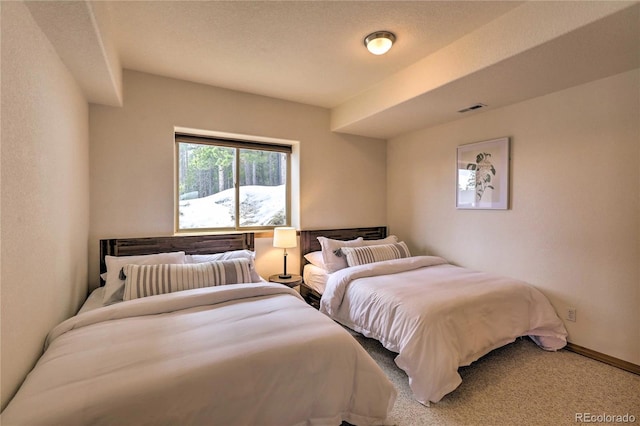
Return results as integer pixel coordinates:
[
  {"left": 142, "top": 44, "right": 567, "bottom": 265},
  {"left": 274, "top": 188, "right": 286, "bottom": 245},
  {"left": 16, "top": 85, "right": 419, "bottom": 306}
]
[
  {"left": 320, "top": 256, "right": 568, "bottom": 405},
  {"left": 2, "top": 283, "right": 396, "bottom": 426}
]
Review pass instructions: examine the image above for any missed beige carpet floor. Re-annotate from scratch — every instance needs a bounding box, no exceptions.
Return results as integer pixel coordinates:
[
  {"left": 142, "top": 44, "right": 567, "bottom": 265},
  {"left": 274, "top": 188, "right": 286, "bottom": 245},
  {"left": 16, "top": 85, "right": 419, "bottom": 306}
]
[{"left": 352, "top": 333, "right": 640, "bottom": 426}]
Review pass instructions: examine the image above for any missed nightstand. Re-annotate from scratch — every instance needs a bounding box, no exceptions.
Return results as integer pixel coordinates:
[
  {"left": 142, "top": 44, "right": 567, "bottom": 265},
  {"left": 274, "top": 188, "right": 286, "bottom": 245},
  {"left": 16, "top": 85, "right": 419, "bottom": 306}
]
[{"left": 268, "top": 274, "right": 303, "bottom": 288}]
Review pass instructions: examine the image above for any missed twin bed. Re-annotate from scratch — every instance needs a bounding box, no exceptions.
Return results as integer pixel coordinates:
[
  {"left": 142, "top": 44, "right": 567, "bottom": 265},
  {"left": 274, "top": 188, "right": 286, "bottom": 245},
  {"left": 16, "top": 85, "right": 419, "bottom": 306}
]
[
  {"left": 299, "top": 227, "right": 568, "bottom": 405},
  {"left": 2, "top": 228, "right": 568, "bottom": 424},
  {"left": 1, "top": 233, "right": 396, "bottom": 426}
]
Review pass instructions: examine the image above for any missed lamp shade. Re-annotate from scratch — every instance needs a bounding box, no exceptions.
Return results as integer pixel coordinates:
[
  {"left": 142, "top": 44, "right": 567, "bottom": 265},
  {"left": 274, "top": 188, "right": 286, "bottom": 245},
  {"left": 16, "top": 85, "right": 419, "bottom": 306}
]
[{"left": 273, "top": 227, "right": 297, "bottom": 248}]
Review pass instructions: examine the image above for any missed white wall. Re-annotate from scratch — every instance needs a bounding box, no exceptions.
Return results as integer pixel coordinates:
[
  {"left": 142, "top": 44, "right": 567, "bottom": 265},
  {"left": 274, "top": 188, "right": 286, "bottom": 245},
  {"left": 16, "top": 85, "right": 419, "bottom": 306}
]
[
  {"left": 89, "top": 70, "right": 387, "bottom": 286},
  {"left": 0, "top": 1, "right": 90, "bottom": 409},
  {"left": 387, "top": 69, "right": 639, "bottom": 365}
]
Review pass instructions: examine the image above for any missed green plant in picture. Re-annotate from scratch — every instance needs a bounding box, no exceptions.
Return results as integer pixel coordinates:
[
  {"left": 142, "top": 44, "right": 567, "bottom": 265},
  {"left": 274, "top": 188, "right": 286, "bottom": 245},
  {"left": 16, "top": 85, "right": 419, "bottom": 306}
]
[{"left": 466, "top": 152, "right": 496, "bottom": 202}]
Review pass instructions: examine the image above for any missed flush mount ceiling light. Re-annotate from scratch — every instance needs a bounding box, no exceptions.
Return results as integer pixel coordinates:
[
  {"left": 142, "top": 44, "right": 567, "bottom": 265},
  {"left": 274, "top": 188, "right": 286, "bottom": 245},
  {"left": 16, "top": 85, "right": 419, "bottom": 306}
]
[{"left": 364, "top": 31, "right": 396, "bottom": 55}]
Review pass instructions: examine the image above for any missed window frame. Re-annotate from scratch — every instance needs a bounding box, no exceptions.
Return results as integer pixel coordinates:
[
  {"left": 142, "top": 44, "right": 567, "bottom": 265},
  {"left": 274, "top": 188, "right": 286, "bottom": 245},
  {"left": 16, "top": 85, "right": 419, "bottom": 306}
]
[{"left": 175, "top": 132, "right": 292, "bottom": 233}]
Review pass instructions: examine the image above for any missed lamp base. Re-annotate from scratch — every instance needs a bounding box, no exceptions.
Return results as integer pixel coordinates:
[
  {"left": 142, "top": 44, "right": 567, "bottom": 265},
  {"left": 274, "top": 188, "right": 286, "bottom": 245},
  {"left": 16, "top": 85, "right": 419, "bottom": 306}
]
[{"left": 278, "top": 274, "right": 292, "bottom": 279}]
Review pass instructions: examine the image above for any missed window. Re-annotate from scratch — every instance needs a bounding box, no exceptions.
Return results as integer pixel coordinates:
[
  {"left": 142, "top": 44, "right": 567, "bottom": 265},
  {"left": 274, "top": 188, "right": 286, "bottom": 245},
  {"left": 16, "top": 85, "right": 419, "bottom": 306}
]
[{"left": 175, "top": 133, "right": 291, "bottom": 232}]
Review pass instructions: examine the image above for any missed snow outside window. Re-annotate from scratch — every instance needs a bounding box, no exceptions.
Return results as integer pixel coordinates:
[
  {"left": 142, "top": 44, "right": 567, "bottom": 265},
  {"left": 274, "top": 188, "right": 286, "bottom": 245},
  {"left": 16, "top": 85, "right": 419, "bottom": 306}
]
[{"left": 176, "top": 134, "right": 291, "bottom": 232}]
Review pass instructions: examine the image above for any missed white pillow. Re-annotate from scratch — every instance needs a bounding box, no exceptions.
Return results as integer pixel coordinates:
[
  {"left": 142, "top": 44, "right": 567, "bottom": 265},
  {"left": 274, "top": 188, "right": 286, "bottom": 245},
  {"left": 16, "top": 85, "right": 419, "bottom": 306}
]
[
  {"left": 103, "top": 251, "right": 186, "bottom": 305},
  {"left": 187, "top": 249, "right": 261, "bottom": 282},
  {"left": 122, "top": 259, "right": 254, "bottom": 301},
  {"left": 304, "top": 251, "right": 326, "bottom": 270},
  {"left": 341, "top": 242, "right": 411, "bottom": 267},
  {"left": 363, "top": 235, "right": 399, "bottom": 246},
  {"left": 317, "top": 236, "right": 364, "bottom": 273}
]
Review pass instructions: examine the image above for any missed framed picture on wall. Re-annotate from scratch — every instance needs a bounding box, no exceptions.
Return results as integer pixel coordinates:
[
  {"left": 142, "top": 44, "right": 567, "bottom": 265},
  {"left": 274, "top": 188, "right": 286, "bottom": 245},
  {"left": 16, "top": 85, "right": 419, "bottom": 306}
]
[{"left": 456, "top": 137, "right": 510, "bottom": 209}]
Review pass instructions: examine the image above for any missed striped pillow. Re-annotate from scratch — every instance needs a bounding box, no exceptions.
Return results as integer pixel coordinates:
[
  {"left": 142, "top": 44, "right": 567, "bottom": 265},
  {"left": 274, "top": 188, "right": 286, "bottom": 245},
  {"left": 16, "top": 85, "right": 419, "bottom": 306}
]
[
  {"left": 122, "top": 258, "right": 254, "bottom": 301},
  {"left": 341, "top": 242, "right": 411, "bottom": 267}
]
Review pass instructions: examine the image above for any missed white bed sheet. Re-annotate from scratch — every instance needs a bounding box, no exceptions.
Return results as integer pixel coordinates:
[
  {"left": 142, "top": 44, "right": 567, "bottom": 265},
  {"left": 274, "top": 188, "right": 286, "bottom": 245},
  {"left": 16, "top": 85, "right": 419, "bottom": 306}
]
[
  {"left": 303, "top": 263, "right": 329, "bottom": 294},
  {"left": 3, "top": 283, "right": 396, "bottom": 426},
  {"left": 78, "top": 278, "right": 271, "bottom": 315},
  {"left": 320, "top": 256, "right": 568, "bottom": 405},
  {"left": 77, "top": 286, "right": 105, "bottom": 314}
]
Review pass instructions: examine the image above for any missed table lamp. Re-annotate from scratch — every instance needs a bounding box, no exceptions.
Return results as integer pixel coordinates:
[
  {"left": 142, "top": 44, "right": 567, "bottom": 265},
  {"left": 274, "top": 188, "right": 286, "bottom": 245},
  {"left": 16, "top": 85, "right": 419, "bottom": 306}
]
[{"left": 273, "top": 227, "right": 297, "bottom": 279}]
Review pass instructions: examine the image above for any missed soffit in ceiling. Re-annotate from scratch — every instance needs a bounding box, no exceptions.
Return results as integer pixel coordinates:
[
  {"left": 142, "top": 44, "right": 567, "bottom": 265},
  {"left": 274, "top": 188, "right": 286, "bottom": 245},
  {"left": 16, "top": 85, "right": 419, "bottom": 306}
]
[
  {"left": 23, "top": 1, "right": 640, "bottom": 139},
  {"left": 108, "top": 1, "right": 523, "bottom": 109}
]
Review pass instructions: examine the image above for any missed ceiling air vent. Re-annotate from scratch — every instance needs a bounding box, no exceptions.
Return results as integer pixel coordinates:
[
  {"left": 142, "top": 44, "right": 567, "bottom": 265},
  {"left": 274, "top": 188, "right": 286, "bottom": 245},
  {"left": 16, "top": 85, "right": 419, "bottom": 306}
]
[{"left": 458, "top": 103, "right": 487, "bottom": 113}]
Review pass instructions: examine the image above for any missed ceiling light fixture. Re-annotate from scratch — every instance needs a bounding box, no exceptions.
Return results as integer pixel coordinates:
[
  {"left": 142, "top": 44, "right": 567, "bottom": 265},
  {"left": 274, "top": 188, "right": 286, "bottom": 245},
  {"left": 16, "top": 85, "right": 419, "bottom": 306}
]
[{"left": 364, "top": 31, "right": 396, "bottom": 55}]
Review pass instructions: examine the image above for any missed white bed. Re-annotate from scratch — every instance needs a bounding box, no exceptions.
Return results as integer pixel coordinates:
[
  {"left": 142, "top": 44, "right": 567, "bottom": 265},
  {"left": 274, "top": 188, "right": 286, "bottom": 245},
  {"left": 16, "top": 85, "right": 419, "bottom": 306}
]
[
  {"left": 303, "top": 262, "right": 329, "bottom": 295},
  {"left": 299, "top": 228, "right": 568, "bottom": 406},
  {"left": 76, "top": 286, "right": 105, "bottom": 314},
  {"left": 1, "top": 234, "right": 396, "bottom": 426}
]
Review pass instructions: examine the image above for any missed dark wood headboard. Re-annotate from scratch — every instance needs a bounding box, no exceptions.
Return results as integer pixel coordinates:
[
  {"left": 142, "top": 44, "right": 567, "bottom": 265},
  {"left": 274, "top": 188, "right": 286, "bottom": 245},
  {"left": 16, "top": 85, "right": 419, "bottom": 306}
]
[
  {"left": 299, "top": 226, "right": 387, "bottom": 267},
  {"left": 99, "top": 233, "right": 254, "bottom": 285}
]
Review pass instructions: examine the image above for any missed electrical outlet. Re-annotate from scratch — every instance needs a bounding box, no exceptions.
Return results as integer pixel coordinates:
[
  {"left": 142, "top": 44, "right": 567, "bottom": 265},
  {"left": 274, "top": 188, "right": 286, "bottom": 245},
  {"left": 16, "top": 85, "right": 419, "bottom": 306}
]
[{"left": 566, "top": 307, "right": 577, "bottom": 322}]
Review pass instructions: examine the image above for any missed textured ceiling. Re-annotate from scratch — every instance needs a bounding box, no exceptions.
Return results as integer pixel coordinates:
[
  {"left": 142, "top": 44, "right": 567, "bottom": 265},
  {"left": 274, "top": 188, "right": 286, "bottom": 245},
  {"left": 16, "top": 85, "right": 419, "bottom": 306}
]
[
  {"left": 109, "top": 1, "right": 522, "bottom": 108},
  {"left": 24, "top": 1, "right": 640, "bottom": 139}
]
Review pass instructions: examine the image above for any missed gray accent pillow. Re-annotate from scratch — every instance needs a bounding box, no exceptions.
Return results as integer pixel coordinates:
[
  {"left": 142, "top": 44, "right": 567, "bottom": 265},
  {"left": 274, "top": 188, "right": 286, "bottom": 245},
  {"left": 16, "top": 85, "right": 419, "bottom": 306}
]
[
  {"left": 341, "top": 242, "right": 411, "bottom": 267},
  {"left": 122, "top": 258, "right": 254, "bottom": 300}
]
